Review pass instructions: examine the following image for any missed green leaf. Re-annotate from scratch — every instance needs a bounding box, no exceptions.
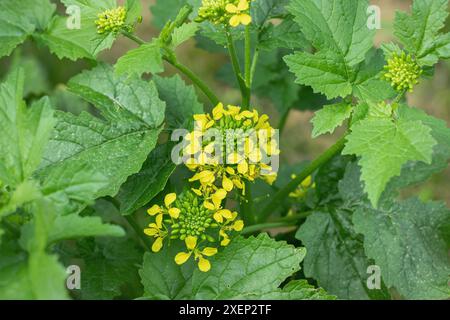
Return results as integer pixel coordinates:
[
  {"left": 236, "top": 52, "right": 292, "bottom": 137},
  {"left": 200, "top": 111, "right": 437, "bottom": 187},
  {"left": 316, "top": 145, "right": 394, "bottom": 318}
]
[
  {"left": 394, "top": 0, "right": 449, "bottom": 66},
  {"left": 115, "top": 41, "right": 164, "bottom": 77},
  {"left": 311, "top": 102, "right": 352, "bottom": 138},
  {"left": 36, "top": 0, "right": 138, "bottom": 61},
  {"left": 171, "top": 22, "right": 199, "bottom": 48},
  {"left": 0, "top": 180, "right": 41, "bottom": 218},
  {"left": 151, "top": 0, "right": 200, "bottom": 29},
  {"left": 140, "top": 242, "right": 194, "bottom": 300},
  {"left": 68, "top": 64, "right": 165, "bottom": 127},
  {"left": 386, "top": 106, "right": 450, "bottom": 192},
  {"left": 299, "top": 162, "right": 391, "bottom": 300},
  {"left": 252, "top": 280, "right": 335, "bottom": 300},
  {"left": 0, "top": 0, "right": 56, "bottom": 58},
  {"left": 117, "top": 143, "right": 176, "bottom": 215},
  {"left": 191, "top": 234, "right": 307, "bottom": 299},
  {"left": 47, "top": 214, "right": 124, "bottom": 244},
  {"left": 39, "top": 111, "right": 161, "bottom": 198},
  {"left": 258, "top": 18, "right": 310, "bottom": 51},
  {"left": 251, "top": 0, "right": 289, "bottom": 27},
  {"left": 0, "top": 69, "right": 55, "bottom": 187},
  {"left": 343, "top": 114, "right": 436, "bottom": 207},
  {"left": 39, "top": 162, "right": 109, "bottom": 215},
  {"left": 285, "top": 51, "right": 354, "bottom": 99},
  {"left": 154, "top": 74, "right": 204, "bottom": 129},
  {"left": 285, "top": 0, "right": 375, "bottom": 99},
  {"left": 353, "top": 197, "right": 450, "bottom": 299}
]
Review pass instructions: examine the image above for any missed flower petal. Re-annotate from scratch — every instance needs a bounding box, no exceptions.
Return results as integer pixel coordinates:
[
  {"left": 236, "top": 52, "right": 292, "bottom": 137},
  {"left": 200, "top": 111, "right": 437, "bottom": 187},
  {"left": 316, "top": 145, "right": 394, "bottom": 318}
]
[
  {"left": 222, "top": 175, "right": 234, "bottom": 192},
  {"left": 225, "top": 3, "right": 238, "bottom": 13},
  {"left": 240, "top": 14, "right": 252, "bottom": 25},
  {"left": 152, "top": 237, "right": 163, "bottom": 252},
  {"left": 168, "top": 207, "right": 181, "bottom": 219},
  {"left": 233, "top": 220, "right": 244, "bottom": 231},
  {"left": 202, "top": 247, "right": 218, "bottom": 257},
  {"left": 164, "top": 193, "right": 177, "bottom": 207},
  {"left": 238, "top": 0, "right": 249, "bottom": 11},
  {"left": 147, "top": 204, "right": 161, "bottom": 216},
  {"left": 198, "top": 256, "right": 211, "bottom": 272},
  {"left": 156, "top": 213, "right": 163, "bottom": 229},
  {"left": 185, "top": 235, "right": 197, "bottom": 250},
  {"left": 229, "top": 15, "right": 241, "bottom": 27},
  {"left": 143, "top": 228, "right": 158, "bottom": 236},
  {"left": 175, "top": 252, "right": 192, "bottom": 265}
]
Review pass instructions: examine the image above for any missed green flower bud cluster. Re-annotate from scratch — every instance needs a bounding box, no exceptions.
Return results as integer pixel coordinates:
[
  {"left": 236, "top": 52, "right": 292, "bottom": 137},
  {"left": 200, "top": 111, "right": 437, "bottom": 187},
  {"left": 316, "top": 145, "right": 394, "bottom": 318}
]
[
  {"left": 170, "top": 191, "right": 217, "bottom": 241},
  {"left": 382, "top": 52, "right": 423, "bottom": 92},
  {"left": 195, "top": 0, "right": 235, "bottom": 25},
  {"left": 95, "top": 7, "right": 129, "bottom": 34}
]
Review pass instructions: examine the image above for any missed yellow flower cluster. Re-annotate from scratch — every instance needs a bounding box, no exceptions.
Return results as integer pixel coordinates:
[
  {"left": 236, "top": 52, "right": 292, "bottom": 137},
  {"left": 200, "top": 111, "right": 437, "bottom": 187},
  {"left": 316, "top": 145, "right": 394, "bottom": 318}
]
[
  {"left": 144, "top": 191, "right": 244, "bottom": 272},
  {"left": 382, "top": 52, "right": 423, "bottom": 92},
  {"left": 289, "top": 175, "right": 315, "bottom": 199},
  {"left": 95, "top": 7, "right": 129, "bottom": 34},
  {"left": 184, "top": 103, "right": 279, "bottom": 209},
  {"left": 196, "top": 0, "right": 252, "bottom": 27}
]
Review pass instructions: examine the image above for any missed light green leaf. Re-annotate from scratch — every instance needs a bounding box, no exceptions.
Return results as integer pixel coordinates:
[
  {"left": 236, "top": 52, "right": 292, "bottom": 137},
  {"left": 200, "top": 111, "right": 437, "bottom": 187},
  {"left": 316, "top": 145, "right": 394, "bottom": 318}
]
[
  {"left": 0, "top": 180, "right": 41, "bottom": 218},
  {"left": 285, "top": 51, "right": 354, "bottom": 99},
  {"left": 0, "top": 0, "right": 56, "bottom": 58},
  {"left": 191, "top": 234, "right": 307, "bottom": 299},
  {"left": 39, "top": 111, "right": 162, "bottom": 198},
  {"left": 68, "top": 64, "right": 165, "bottom": 127},
  {"left": 140, "top": 242, "right": 194, "bottom": 300},
  {"left": 37, "top": 0, "right": 116, "bottom": 61},
  {"left": 353, "top": 197, "right": 450, "bottom": 299},
  {"left": 117, "top": 144, "right": 176, "bottom": 215},
  {"left": 47, "top": 214, "right": 125, "bottom": 244},
  {"left": 115, "top": 41, "right": 164, "bottom": 77},
  {"left": 386, "top": 105, "right": 450, "bottom": 192},
  {"left": 311, "top": 102, "right": 352, "bottom": 138},
  {"left": 394, "top": 0, "right": 449, "bottom": 66},
  {"left": 154, "top": 74, "right": 204, "bottom": 129},
  {"left": 285, "top": 0, "right": 375, "bottom": 99},
  {"left": 171, "top": 22, "right": 199, "bottom": 47},
  {"left": 0, "top": 69, "right": 55, "bottom": 187},
  {"left": 343, "top": 115, "right": 436, "bottom": 206},
  {"left": 40, "top": 162, "right": 108, "bottom": 215}
]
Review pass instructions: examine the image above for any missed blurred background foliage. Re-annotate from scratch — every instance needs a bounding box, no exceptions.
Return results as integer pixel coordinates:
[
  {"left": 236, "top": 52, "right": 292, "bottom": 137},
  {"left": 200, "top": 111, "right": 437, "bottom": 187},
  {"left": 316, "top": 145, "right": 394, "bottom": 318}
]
[{"left": 1, "top": 0, "right": 449, "bottom": 204}]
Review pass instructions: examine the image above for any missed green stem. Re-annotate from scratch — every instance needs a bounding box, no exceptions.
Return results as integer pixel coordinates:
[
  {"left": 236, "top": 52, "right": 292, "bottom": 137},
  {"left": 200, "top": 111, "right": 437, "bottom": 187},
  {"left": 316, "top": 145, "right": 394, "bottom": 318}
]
[
  {"left": 278, "top": 108, "right": 291, "bottom": 136},
  {"left": 244, "top": 25, "right": 252, "bottom": 88},
  {"left": 164, "top": 57, "right": 220, "bottom": 105},
  {"left": 242, "top": 211, "right": 312, "bottom": 235},
  {"left": 250, "top": 49, "right": 259, "bottom": 86},
  {"left": 258, "top": 135, "right": 348, "bottom": 222},
  {"left": 121, "top": 30, "right": 220, "bottom": 106},
  {"left": 226, "top": 30, "right": 250, "bottom": 109},
  {"left": 241, "top": 181, "right": 255, "bottom": 225}
]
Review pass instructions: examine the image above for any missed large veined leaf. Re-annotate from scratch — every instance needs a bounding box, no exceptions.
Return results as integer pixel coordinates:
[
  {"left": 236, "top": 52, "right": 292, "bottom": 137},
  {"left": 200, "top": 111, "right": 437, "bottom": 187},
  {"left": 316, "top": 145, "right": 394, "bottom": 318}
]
[
  {"left": 117, "top": 143, "right": 177, "bottom": 215},
  {"left": 251, "top": 0, "right": 289, "bottom": 27},
  {"left": 0, "top": 69, "right": 55, "bottom": 188},
  {"left": 343, "top": 109, "right": 436, "bottom": 207},
  {"left": 353, "top": 197, "right": 450, "bottom": 300},
  {"left": 394, "top": 0, "right": 450, "bottom": 66},
  {"left": 39, "top": 111, "right": 161, "bottom": 198},
  {"left": 140, "top": 234, "right": 332, "bottom": 300},
  {"left": 191, "top": 234, "right": 308, "bottom": 299},
  {"left": 0, "top": 0, "right": 55, "bottom": 58},
  {"left": 285, "top": 0, "right": 375, "bottom": 99},
  {"left": 68, "top": 64, "right": 165, "bottom": 127}
]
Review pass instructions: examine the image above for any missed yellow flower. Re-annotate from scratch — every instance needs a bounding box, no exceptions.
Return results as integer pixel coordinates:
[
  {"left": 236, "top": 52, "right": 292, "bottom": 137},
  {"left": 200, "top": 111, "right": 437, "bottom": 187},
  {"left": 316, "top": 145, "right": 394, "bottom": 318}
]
[
  {"left": 226, "top": 0, "right": 252, "bottom": 27},
  {"left": 218, "top": 212, "right": 244, "bottom": 246},
  {"left": 289, "top": 175, "right": 315, "bottom": 199},
  {"left": 144, "top": 223, "right": 167, "bottom": 253},
  {"left": 174, "top": 236, "right": 218, "bottom": 272}
]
